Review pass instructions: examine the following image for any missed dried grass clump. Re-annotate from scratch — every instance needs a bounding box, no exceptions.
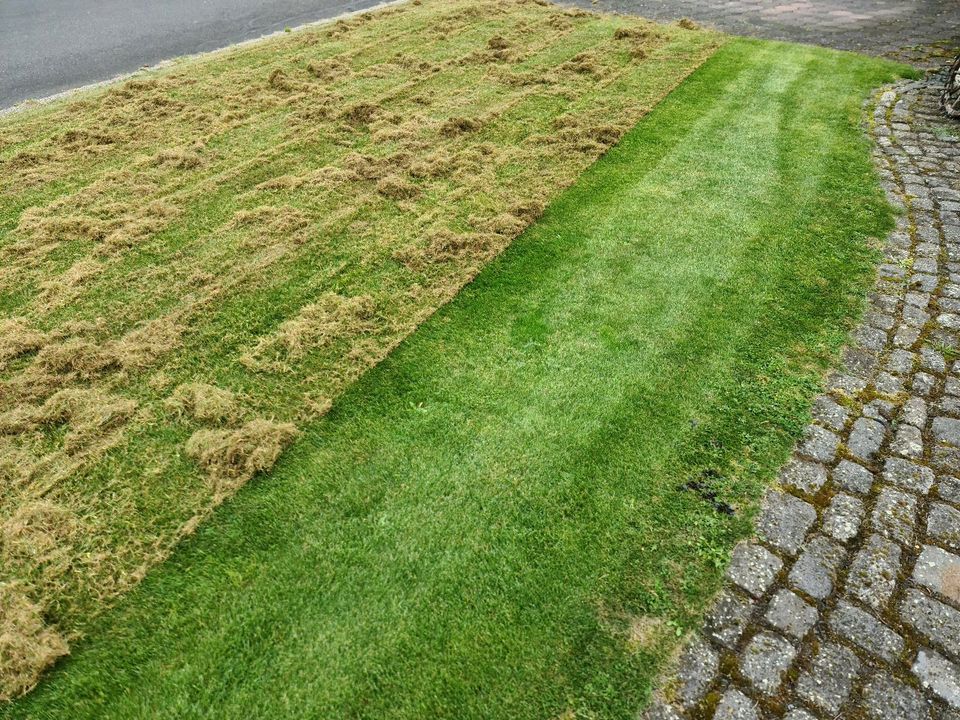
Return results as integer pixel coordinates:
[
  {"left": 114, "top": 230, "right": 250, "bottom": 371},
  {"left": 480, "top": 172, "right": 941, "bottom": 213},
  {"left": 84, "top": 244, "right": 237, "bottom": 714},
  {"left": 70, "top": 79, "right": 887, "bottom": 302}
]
[
  {"left": 376, "top": 174, "right": 419, "bottom": 200},
  {"left": 33, "top": 339, "right": 119, "bottom": 380},
  {"left": 185, "top": 419, "right": 298, "bottom": 494},
  {"left": 678, "top": 18, "right": 699, "bottom": 30},
  {"left": 1, "top": 501, "right": 77, "bottom": 566},
  {"left": 340, "top": 102, "right": 380, "bottom": 126},
  {"left": 306, "top": 58, "right": 350, "bottom": 82},
  {"left": 0, "top": 389, "right": 137, "bottom": 456},
  {"left": 278, "top": 294, "right": 377, "bottom": 358},
  {"left": 35, "top": 259, "right": 102, "bottom": 311},
  {"left": 150, "top": 147, "right": 202, "bottom": 170},
  {"left": 440, "top": 116, "right": 483, "bottom": 137},
  {"left": 613, "top": 27, "right": 648, "bottom": 40},
  {"left": 166, "top": 383, "right": 239, "bottom": 423},
  {"left": 0, "top": 583, "right": 69, "bottom": 702},
  {"left": 564, "top": 51, "right": 605, "bottom": 78},
  {"left": 487, "top": 35, "right": 510, "bottom": 50},
  {"left": 111, "top": 316, "right": 183, "bottom": 371},
  {"left": 0, "top": 319, "right": 47, "bottom": 370},
  {"left": 268, "top": 68, "right": 294, "bottom": 91},
  {"left": 393, "top": 229, "right": 493, "bottom": 270}
]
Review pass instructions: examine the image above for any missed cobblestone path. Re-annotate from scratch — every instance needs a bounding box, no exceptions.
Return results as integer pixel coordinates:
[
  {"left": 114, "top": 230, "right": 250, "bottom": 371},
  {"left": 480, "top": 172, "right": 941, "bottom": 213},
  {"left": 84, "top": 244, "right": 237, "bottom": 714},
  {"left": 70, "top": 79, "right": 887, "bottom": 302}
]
[{"left": 644, "top": 73, "right": 960, "bottom": 720}]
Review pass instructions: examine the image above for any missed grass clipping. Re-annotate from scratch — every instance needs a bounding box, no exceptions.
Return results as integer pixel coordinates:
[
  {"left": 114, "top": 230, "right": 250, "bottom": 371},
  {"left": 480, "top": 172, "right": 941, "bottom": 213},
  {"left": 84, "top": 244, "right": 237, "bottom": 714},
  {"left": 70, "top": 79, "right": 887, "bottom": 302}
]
[{"left": 0, "top": 0, "right": 719, "bottom": 700}]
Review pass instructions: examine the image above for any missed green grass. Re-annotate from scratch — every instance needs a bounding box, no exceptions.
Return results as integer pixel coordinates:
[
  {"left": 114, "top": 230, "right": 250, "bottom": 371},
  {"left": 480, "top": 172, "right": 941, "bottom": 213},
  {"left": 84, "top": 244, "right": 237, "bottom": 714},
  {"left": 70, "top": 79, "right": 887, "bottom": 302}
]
[
  {"left": 4, "top": 38, "right": 906, "bottom": 720},
  {"left": 0, "top": 1, "right": 719, "bottom": 697}
]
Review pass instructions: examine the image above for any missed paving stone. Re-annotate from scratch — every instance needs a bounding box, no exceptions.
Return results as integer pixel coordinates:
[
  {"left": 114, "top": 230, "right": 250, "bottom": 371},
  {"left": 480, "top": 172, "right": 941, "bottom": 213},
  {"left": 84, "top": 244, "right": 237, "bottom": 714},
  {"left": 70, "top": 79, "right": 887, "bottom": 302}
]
[
  {"left": 712, "top": 688, "right": 758, "bottom": 720},
  {"left": 888, "top": 348, "right": 918, "bottom": 374},
  {"left": 705, "top": 589, "right": 754, "bottom": 649},
  {"left": 676, "top": 635, "right": 718, "bottom": 708},
  {"left": 812, "top": 395, "right": 849, "bottom": 432},
  {"left": 847, "top": 534, "right": 902, "bottom": 610},
  {"left": 822, "top": 493, "right": 863, "bottom": 543},
  {"left": 914, "top": 545, "right": 960, "bottom": 605},
  {"left": 788, "top": 535, "right": 845, "bottom": 601},
  {"left": 779, "top": 459, "right": 827, "bottom": 495},
  {"left": 763, "top": 589, "right": 817, "bottom": 640},
  {"left": 938, "top": 475, "right": 960, "bottom": 504},
  {"left": 848, "top": 417, "right": 886, "bottom": 462},
  {"left": 642, "top": 701, "right": 683, "bottom": 720},
  {"left": 833, "top": 460, "right": 875, "bottom": 495},
  {"left": 914, "top": 649, "right": 960, "bottom": 709},
  {"left": 904, "top": 396, "right": 929, "bottom": 428},
  {"left": 877, "top": 371, "right": 905, "bottom": 395},
  {"left": 895, "top": 326, "right": 921, "bottom": 348},
  {"left": 936, "top": 445, "right": 960, "bottom": 474},
  {"left": 937, "top": 396, "right": 960, "bottom": 417},
  {"left": 872, "top": 487, "right": 918, "bottom": 545},
  {"left": 756, "top": 491, "right": 816, "bottom": 556},
  {"left": 901, "top": 588, "right": 960, "bottom": 657},
  {"left": 864, "top": 398, "right": 896, "bottom": 421},
  {"left": 863, "top": 674, "right": 931, "bottom": 720},
  {"left": 856, "top": 325, "right": 888, "bottom": 351},
  {"left": 891, "top": 423, "right": 924, "bottom": 459},
  {"left": 727, "top": 543, "right": 782, "bottom": 598},
  {"left": 883, "top": 457, "right": 936, "bottom": 494},
  {"left": 740, "top": 631, "right": 795, "bottom": 695},
  {"left": 782, "top": 711, "right": 815, "bottom": 720},
  {"left": 829, "top": 600, "right": 904, "bottom": 662},
  {"left": 799, "top": 425, "right": 839, "bottom": 464},
  {"left": 923, "top": 346, "right": 948, "bottom": 374},
  {"left": 928, "top": 502, "right": 960, "bottom": 551},
  {"left": 796, "top": 642, "right": 861, "bottom": 715},
  {"left": 935, "top": 417, "right": 960, "bottom": 447},
  {"left": 916, "top": 372, "right": 939, "bottom": 397}
]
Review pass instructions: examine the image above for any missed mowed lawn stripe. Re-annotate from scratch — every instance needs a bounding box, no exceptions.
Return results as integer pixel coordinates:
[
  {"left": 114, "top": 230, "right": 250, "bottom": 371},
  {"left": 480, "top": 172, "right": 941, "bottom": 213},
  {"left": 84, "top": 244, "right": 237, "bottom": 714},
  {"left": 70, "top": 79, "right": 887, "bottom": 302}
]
[{"left": 4, "top": 39, "right": 907, "bottom": 720}]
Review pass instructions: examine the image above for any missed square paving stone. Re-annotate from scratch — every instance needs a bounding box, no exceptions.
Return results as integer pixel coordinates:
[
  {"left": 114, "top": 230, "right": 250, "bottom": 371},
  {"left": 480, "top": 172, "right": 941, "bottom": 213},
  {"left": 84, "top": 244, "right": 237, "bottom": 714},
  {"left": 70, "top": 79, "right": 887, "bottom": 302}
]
[
  {"left": 799, "top": 424, "right": 840, "bottom": 463},
  {"left": 675, "top": 635, "right": 718, "bottom": 709},
  {"left": 726, "top": 543, "right": 782, "bottom": 598},
  {"left": 903, "top": 397, "right": 928, "bottom": 428},
  {"left": 812, "top": 395, "right": 849, "bottom": 431},
  {"left": 863, "top": 674, "right": 930, "bottom": 720},
  {"left": 847, "top": 534, "right": 902, "bottom": 610},
  {"left": 797, "top": 642, "right": 861, "bottom": 715},
  {"left": 891, "top": 423, "right": 924, "bottom": 459},
  {"left": 779, "top": 458, "right": 828, "bottom": 495},
  {"left": 756, "top": 491, "right": 816, "bottom": 556},
  {"left": 713, "top": 688, "right": 759, "bottom": 720},
  {"left": 928, "top": 502, "right": 960, "bottom": 551},
  {"left": 833, "top": 460, "right": 875, "bottom": 495},
  {"left": 822, "top": 493, "right": 864, "bottom": 543},
  {"left": 642, "top": 701, "right": 682, "bottom": 720},
  {"left": 884, "top": 457, "right": 936, "bottom": 494},
  {"left": 782, "top": 711, "right": 816, "bottom": 720},
  {"left": 764, "top": 589, "right": 817, "bottom": 639},
  {"left": 935, "top": 417, "right": 960, "bottom": 447},
  {"left": 740, "top": 631, "right": 795, "bottom": 695},
  {"left": 901, "top": 588, "right": 960, "bottom": 658},
  {"left": 914, "top": 649, "right": 960, "bottom": 710},
  {"left": 788, "top": 534, "right": 845, "bottom": 601},
  {"left": 848, "top": 417, "right": 886, "bottom": 462},
  {"left": 705, "top": 589, "right": 754, "bottom": 649},
  {"left": 872, "top": 487, "right": 918, "bottom": 545},
  {"left": 828, "top": 600, "right": 904, "bottom": 662},
  {"left": 914, "top": 545, "right": 960, "bottom": 605},
  {"left": 938, "top": 475, "right": 960, "bottom": 504}
]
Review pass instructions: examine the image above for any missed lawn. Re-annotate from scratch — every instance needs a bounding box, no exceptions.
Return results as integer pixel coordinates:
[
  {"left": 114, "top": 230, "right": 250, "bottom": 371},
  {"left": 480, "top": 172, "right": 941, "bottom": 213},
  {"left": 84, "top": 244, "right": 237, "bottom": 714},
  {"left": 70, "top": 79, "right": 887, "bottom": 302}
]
[
  {"left": 1, "top": 29, "right": 907, "bottom": 720},
  {"left": 0, "top": 0, "right": 720, "bottom": 700}
]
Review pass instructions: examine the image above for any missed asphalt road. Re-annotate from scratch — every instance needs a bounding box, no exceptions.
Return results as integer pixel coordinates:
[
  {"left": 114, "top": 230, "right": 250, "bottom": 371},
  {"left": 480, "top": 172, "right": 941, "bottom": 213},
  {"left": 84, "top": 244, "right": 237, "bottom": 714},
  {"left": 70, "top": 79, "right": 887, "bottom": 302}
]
[{"left": 0, "top": 0, "right": 384, "bottom": 110}]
